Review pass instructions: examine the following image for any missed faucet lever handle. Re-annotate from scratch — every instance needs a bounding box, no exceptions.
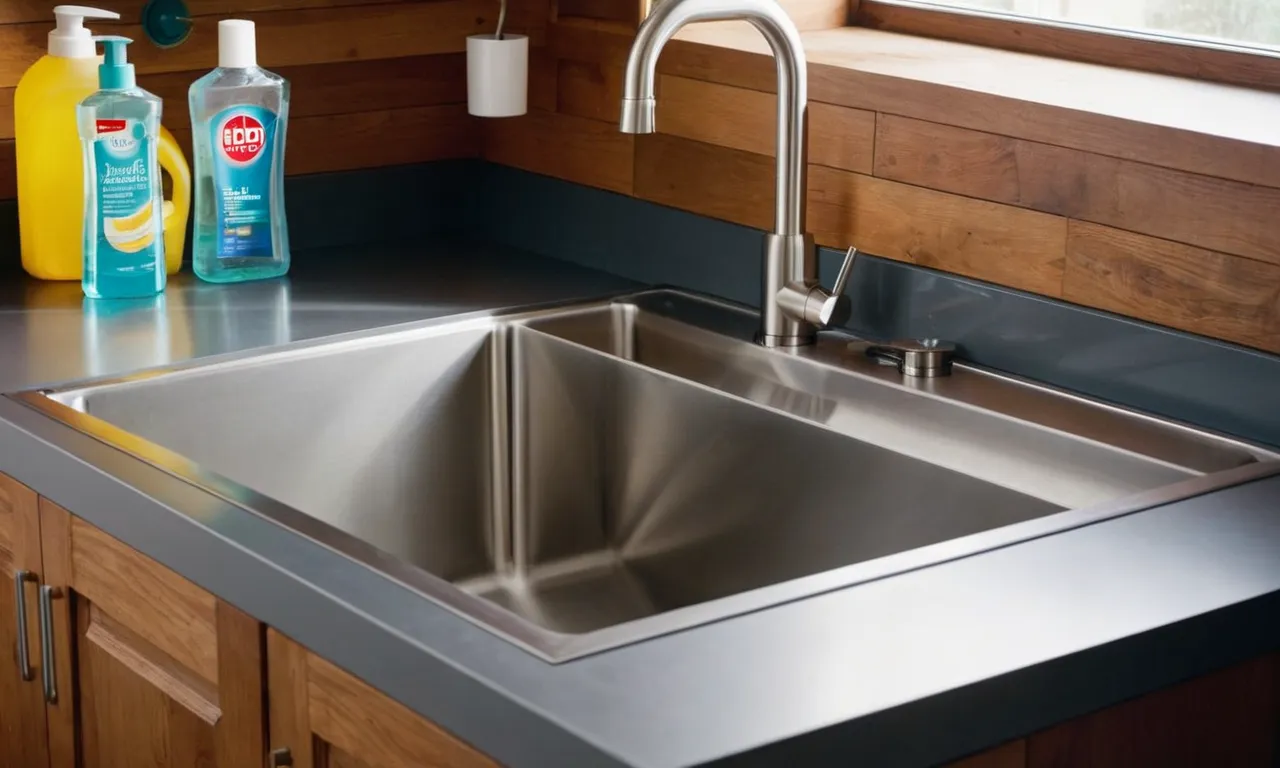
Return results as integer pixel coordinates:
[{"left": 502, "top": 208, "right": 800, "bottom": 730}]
[
  {"left": 832, "top": 246, "right": 857, "bottom": 298},
  {"left": 812, "top": 246, "right": 858, "bottom": 327}
]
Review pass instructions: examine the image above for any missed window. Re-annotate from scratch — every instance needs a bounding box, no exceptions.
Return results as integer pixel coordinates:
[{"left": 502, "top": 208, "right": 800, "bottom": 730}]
[
  {"left": 875, "top": 0, "right": 1280, "bottom": 51},
  {"left": 856, "top": 0, "right": 1280, "bottom": 91}
]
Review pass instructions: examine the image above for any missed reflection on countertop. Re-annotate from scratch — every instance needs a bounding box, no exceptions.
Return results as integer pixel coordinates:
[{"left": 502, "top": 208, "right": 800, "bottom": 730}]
[{"left": 0, "top": 240, "right": 636, "bottom": 391}]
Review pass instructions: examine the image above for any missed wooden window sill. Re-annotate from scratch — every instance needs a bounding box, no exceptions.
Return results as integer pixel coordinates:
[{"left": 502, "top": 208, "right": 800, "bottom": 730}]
[{"left": 662, "top": 21, "right": 1280, "bottom": 188}]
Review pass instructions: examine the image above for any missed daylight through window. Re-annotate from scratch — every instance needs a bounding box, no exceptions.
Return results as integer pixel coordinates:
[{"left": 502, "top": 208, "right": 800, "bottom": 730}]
[{"left": 896, "top": 0, "right": 1280, "bottom": 50}]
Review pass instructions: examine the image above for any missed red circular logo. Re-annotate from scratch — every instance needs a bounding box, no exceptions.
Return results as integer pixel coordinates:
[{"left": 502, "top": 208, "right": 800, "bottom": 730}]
[{"left": 219, "top": 114, "right": 266, "bottom": 163}]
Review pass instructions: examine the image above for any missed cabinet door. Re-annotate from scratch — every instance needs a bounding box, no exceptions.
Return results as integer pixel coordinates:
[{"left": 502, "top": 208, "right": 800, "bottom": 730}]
[
  {"left": 0, "top": 474, "right": 50, "bottom": 767},
  {"left": 38, "top": 499, "right": 266, "bottom": 768},
  {"left": 266, "top": 629, "right": 497, "bottom": 768}
]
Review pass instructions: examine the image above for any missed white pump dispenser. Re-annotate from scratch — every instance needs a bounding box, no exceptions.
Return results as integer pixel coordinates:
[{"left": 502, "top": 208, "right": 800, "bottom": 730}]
[{"left": 49, "top": 5, "right": 120, "bottom": 58}]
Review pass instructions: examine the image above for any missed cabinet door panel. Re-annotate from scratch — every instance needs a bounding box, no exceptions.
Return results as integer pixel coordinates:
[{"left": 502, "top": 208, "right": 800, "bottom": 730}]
[
  {"left": 0, "top": 473, "right": 50, "bottom": 768},
  {"left": 326, "top": 743, "right": 377, "bottom": 768},
  {"left": 78, "top": 601, "right": 219, "bottom": 768},
  {"left": 70, "top": 516, "right": 219, "bottom": 684},
  {"left": 39, "top": 499, "right": 265, "bottom": 768},
  {"left": 267, "top": 629, "right": 496, "bottom": 768}
]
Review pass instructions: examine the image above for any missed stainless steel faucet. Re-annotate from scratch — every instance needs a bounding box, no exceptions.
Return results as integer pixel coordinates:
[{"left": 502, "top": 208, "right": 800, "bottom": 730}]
[{"left": 619, "top": 0, "right": 857, "bottom": 347}]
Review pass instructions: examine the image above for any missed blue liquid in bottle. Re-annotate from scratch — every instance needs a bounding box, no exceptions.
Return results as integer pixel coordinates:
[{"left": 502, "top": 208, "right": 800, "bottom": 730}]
[
  {"left": 189, "top": 19, "right": 290, "bottom": 283},
  {"left": 78, "top": 36, "right": 166, "bottom": 299}
]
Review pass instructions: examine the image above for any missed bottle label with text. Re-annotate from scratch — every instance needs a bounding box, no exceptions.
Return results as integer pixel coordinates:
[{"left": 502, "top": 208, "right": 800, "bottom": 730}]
[
  {"left": 210, "top": 105, "right": 278, "bottom": 259},
  {"left": 92, "top": 118, "right": 160, "bottom": 270}
]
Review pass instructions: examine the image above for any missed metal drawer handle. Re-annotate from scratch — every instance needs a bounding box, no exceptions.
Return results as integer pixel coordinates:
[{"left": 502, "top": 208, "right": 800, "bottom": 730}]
[
  {"left": 38, "top": 585, "right": 60, "bottom": 704},
  {"left": 13, "top": 570, "right": 35, "bottom": 681}
]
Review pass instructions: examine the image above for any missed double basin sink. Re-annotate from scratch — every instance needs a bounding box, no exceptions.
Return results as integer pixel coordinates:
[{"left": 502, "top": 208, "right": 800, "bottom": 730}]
[{"left": 14, "top": 290, "right": 1278, "bottom": 660}]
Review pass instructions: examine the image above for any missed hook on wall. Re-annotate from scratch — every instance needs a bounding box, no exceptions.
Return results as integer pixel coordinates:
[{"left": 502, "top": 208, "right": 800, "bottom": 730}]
[{"left": 141, "top": 0, "right": 192, "bottom": 48}]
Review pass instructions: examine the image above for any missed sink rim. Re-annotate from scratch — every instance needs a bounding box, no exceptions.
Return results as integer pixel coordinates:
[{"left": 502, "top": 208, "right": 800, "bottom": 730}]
[{"left": 9, "top": 288, "right": 1280, "bottom": 662}]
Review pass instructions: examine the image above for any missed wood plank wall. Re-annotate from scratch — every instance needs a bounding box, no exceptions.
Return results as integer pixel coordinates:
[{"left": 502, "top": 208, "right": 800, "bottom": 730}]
[
  {"left": 0, "top": 0, "right": 550, "bottom": 199},
  {"left": 482, "top": 3, "right": 1280, "bottom": 357}
]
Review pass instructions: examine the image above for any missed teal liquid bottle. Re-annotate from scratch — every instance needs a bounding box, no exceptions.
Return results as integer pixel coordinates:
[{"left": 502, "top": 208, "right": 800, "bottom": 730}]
[
  {"left": 77, "top": 36, "right": 166, "bottom": 299},
  {"left": 189, "top": 19, "right": 290, "bottom": 283}
]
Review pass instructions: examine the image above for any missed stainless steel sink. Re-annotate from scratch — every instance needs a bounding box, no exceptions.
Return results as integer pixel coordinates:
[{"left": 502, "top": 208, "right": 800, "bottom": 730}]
[{"left": 13, "top": 289, "right": 1278, "bottom": 660}]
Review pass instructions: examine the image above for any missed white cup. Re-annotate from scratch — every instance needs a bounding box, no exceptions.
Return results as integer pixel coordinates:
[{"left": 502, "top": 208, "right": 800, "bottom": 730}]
[{"left": 467, "top": 34, "right": 528, "bottom": 118}]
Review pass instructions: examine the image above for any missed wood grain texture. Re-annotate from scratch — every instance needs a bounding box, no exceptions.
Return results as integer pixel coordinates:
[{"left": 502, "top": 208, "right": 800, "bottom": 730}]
[
  {"left": 77, "top": 596, "right": 219, "bottom": 768},
  {"left": 634, "top": 133, "right": 1067, "bottom": 295},
  {"left": 0, "top": 471, "right": 35, "bottom": 570},
  {"left": 0, "top": 0, "right": 513, "bottom": 201},
  {"left": 0, "top": 473, "right": 49, "bottom": 768},
  {"left": 634, "top": 132, "right": 775, "bottom": 230},
  {"left": 656, "top": 74, "right": 874, "bottom": 173},
  {"left": 214, "top": 600, "right": 266, "bottom": 768},
  {"left": 948, "top": 739, "right": 1027, "bottom": 768},
  {"left": 0, "top": 0, "right": 131, "bottom": 23},
  {"left": 529, "top": 49, "right": 559, "bottom": 113},
  {"left": 69, "top": 515, "right": 219, "bottom": 685},
  {"left": 855, "top": 0, "right": 1280, "bottom": 92},
  {"left": 327, "top": 744, "right": 376, "bottom": 768},
  {"left": 776, "top": 0, "right": 849, "bottom": 31},
  {"left": 286, "top": 104, "right": 479, "bottom": 175},
  {"left": 0, "top": 0, "right": 410, "bottom": 25},
  {"left": 1027, "top": 653, "right": 1279, "bottom": 767},
  {"left": 571, "top": 0, "right": 845, "bottom": 30},
  {"left": 1064, "top": 222, "right": 1280, "bottom": 354},
  {"left": 483, "top": 108, "right": 635, "bottom": 194},
  {"left": 141, "top": 54, "right": 467, "bottom": 133},
  {"left": 557, "top": 57, "right": 623, "bottom": 122},
  {"left": 548, "top": 17, "right": 637, "bottom": 68},
  {"left": 152, "top": 78, "right": 476, "bottom": 180},
  {"left": 875, "top": 114, "right": 1280, "bottom": 266},
  {"left": 82, "top": 603, "right": 222, "bottom": 726},
  {"left": 808, "top": 165, "right": 1068, "bottom": 296},
  {"left": 665, "top": 23, "right": 1280, "bottom": 188},
  {"left": 307, "top": 653, "right": 497, "bottom": 768},
  {"left": 0, "top": 2, "right": 501, "bottom": 87},
  {"left": 41, "top": 509, "right": 266, "bottom": 767},
  {"left": 36, "top": 498, "right": 76, "bottom": 768},
  {"left": 657, "top": 74, "right": 778, "bottom": 157},
  {"left": 267, "top": 629, "right": 315, "bottom": 768},
  {"left": 555, "top": 0, "right": 640, "bottom": 27},
  {"left": 0, "top": 90, "right": 12, "bottom": 143},
  {"left": 0, "top": 140, "right": 14, "bottom": 200}
]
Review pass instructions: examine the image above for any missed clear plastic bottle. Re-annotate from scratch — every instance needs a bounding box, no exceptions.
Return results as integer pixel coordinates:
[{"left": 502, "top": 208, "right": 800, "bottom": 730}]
[
  {"left": 77, "top": 36, "right": 166, "bottom": 299},
  {"left": 188, "top": 20, "right": 290, "bottom": 283}
]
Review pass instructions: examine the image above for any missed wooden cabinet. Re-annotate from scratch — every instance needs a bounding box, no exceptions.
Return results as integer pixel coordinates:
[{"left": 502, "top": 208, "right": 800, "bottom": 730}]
[
  {"left": 37, "top": 499, "right": 266, "bottom": 767},
  {"left": 266, "top": 629, "right": 496, "bottom": 768},
  {"left": 0, "top": 474, "right": 51, "bottom": 768},
  {"left": 0, "top": 469, "right": 489, "bottom": 768}
]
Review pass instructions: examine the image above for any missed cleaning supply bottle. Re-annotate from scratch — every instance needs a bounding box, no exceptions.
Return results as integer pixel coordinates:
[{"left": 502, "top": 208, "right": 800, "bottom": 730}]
[
  {"left": 189, "top": 20, "right": 290, "bottom": 283},
  {"left": 78, "top": 36, "right": 166, "bottom": 299},
  {"left": 15, "top": 5, "right": 191, "bottom": 280}
]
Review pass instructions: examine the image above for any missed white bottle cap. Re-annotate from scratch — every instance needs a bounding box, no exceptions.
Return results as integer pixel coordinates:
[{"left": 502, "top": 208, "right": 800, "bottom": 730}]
[
  {"left": 218, "top": 19, "right": 258, "bottom": 68},
  {"left": 49, "top": 5, "right": 120, "bottom": 58}
]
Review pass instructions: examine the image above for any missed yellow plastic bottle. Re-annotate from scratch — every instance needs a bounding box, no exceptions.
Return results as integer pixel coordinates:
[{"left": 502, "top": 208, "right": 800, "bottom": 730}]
[{"left": 16, "top": 5, "right": 191, "bottom": 280}]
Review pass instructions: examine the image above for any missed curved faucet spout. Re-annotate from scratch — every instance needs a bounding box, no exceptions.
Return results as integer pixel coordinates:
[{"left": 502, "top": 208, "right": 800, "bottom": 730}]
[
  {"left": 620, "top": 0, "right": 846, "bottom": 348},
  {"left": 619, "top": 0, "right": 808, "bottom": 237}
]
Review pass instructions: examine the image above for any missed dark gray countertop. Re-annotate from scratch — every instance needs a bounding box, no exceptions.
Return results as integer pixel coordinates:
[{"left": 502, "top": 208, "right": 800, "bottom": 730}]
[
  {"left": 2, "top": 240, "right": 1279, "bottom": 767},
  {"left": 0, "top": 240, "right": 638, "bottom": 392}
]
